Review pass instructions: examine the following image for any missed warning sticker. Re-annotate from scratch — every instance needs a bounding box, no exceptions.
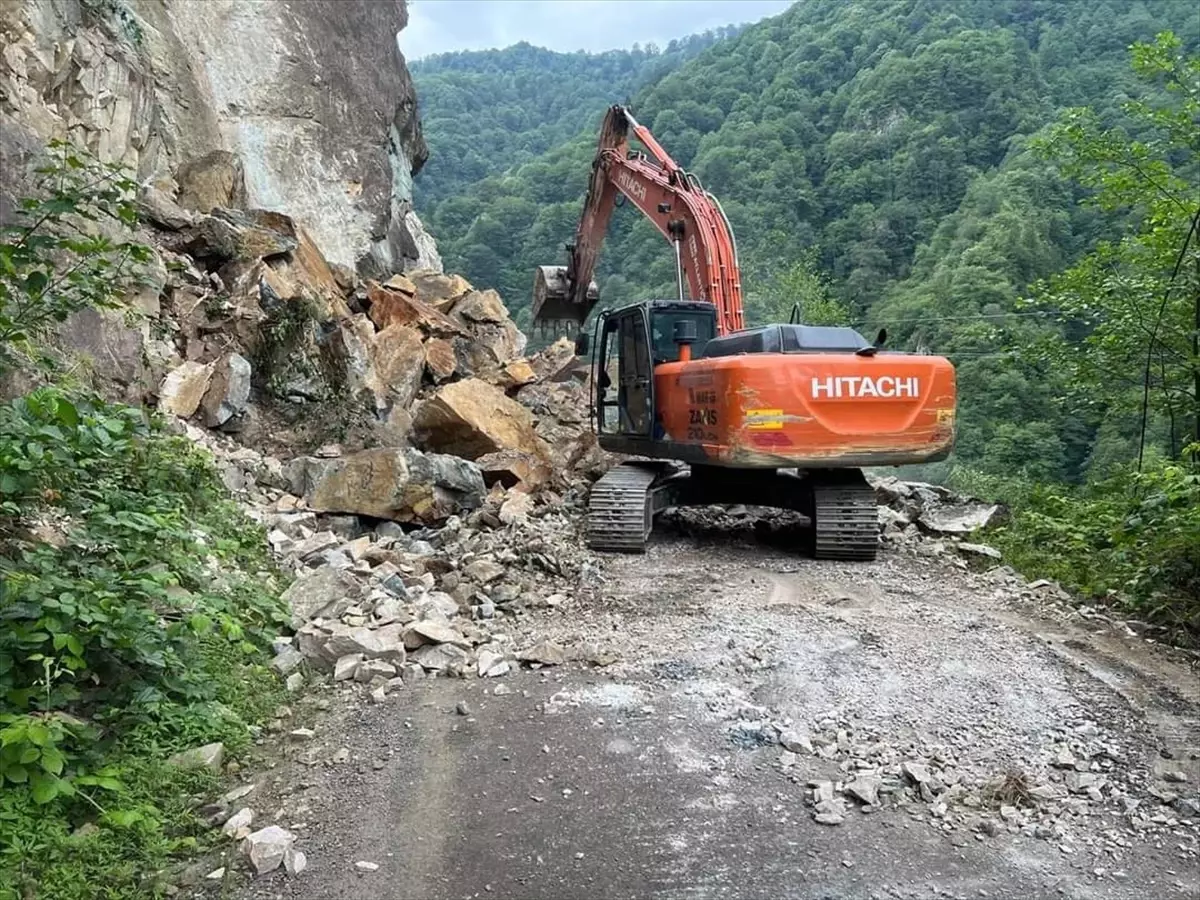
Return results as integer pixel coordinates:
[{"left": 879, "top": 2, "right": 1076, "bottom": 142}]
[{"left": 745, "top": 408, "right": 784, "bottom": 431}]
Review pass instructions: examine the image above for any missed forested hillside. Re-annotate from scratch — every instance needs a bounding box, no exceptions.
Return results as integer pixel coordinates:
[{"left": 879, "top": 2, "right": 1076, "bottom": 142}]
[{"left": 410, "top": 28, "right": 742, "bottom": 211}]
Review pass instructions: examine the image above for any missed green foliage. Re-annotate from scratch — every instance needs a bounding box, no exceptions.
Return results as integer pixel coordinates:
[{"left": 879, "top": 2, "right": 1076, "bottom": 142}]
[
  {"left": 0, "top": 144, "right": 289, "bottom": 898},
  {"left": 1022, "top": 31, "right": 1200, "bottom": 458},
  {"left": 743, "top": 249, "right": 851, "bottom": 328},
  {"left": 952, "top": 454, "right": 1200, "bottom": 643},
  {"left": 0, "top": 139, "right": 152, "bottom": 373},
  {"left": 412, "top": 31, "right": 744, "bottom": 211}
]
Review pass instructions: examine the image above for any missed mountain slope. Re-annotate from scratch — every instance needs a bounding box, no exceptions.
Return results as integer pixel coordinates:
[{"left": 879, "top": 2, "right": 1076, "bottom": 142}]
[{"left": 410, "top": 29, "right": 742, "bottom": 212}]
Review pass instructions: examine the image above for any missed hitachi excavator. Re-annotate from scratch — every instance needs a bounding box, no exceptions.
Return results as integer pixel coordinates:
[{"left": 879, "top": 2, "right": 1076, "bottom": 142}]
[{"left": 532, "top": 106, "right": 956, "bottom": 560}]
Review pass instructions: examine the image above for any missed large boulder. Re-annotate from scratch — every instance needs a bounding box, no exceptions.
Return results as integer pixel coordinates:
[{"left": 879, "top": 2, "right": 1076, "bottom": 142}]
[
  {"left": 171, "top": 208, "right": 298, "bottom": 264},
  {"left": 281, "top": 567, "right": 364, "bottom": 628},
  {"left": 452, "top": 289, "right": 508, "bottom": 324},
  {"left": 366, "top": 281, "right": 461, "bottom": 336},
  {"left": 408, "top": 269, "right": 473, "bottom": 312},
  {"left": 424, "top": 338, "right": 457, "bottom": 382},
  {"left": 368, "top": 325, "right": 425, "bottom": 411},
  {"left": 413, "top": 379, "right": 548, "bottom": 461},
  {"left": 284, "top": 447, "right": 486, "bottom": 524},
  {"left": 475, "top": 449, "right": 555, "bottom": 493},
  {"left": 199, "top": 352, "right": 252, "bottom": 428},
  {"left": 159, "top": 361, "right": 213, "bottom": 418}
]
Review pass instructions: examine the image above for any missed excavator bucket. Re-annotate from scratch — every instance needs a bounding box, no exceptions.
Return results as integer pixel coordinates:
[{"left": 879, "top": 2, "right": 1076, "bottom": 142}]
[{"left": 532, "top": 265, "right": 598, "bottom": 329}]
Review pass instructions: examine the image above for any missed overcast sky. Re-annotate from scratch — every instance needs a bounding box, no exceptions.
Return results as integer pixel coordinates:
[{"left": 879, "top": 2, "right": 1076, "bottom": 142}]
[{"left": 399, "top": 0, "right": 796, "bottom": 59}]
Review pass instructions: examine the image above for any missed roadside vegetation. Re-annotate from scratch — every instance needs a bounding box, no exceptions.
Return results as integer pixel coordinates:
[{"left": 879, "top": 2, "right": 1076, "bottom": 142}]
[{"left": 0, "top": 143, "right": 289, "bottom": 899}]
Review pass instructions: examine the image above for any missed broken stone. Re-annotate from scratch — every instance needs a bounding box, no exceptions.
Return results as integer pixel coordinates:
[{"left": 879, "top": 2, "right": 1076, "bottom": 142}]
[
  {"left": 1053, "top": 747, "right": 1077, "bottom": 769},
  {"left": 366, "top": 280, "right": 461, "bottom": 335},
  {"left": 199, "top": 352, "right": 251, "bottom": 428},
  {"left": 354, "top": 659, "right": 398, "bottom": 682},
  {"left": 270, "top": 646, "right": 305, "bottom": 677},
  {"left": 368, "top": 325, "right": 425, "bottom": 411},
  {"left": 424, "top": 337, "right": 458, "bottom": 381},
  {"left": 463, "top": 558, "right": 505, "bottom": 584},
  {"left": 241, "top": 825, "right": 295, "bottom": 876},
  {"left": 845, "top": 773, "right": 882, "bottom": 806},
  {"left": 527, "top": 337, "right": 578, "bottom": 383},
  {"left": 476, "top": 648, "right": 508, "bottom": 677},
  {"left": 175, "top": 150, "right": 247, "bottom": 214},
  {"left": 284, "top": 448, "right": 486, "bottom": 525},
  {"left": 284, "top": 847, "right": 307, "bottom": 875},
  {"left": 333, "top": 654, "right": 364, "bottom": 682},
  {"left": 517, "top": 639, "right": 566, "bottom": 667},
  {"left": 902, "top": 761, "right": 931, "bottom": 784},
  {"left": 323, "top": 623, "right": 406, "bottom": 664},
  {"left": 168, "top": 742, "right": 225, "bottom": 772},
  {"left": 474, "top": 449, "right": 555, "bottom": 493},
  {"left": 918, "top": 503, "right": 1003, "bottom": 535},
  {"left": 222, "top": 807, "right": 254, "bottom": 838},
  {"left": 281, "top": 567, "right": 363, "bottom": 628},
  {"left": 409, "top": 270, "right": 473, "bottom": 310},
  {"left": 499, "top": 490, "right": 535, "bottom": 524},
  {"left": 779, "top": 729, "right": 814, "bottom": 755},
  {"left": 159, "top": 361, "right": 214, "bottom": 418},
  {"left": 413, "top": 378, "right": 548, "bottom": 461},
  {"left": 957, "top": 542, "right": 1002, "bottom": 560},
  {"left": 178, "top": 208, "right": 298, "bottom": 264},
  {"left": 411, "top": 642, "right": 470, "bottom": 673},
  {"left": 453, "top": 289, "right": 508, "bottom": 324},
  {"left": 404, "top": 620, "right": 470, "bottom": 649}
]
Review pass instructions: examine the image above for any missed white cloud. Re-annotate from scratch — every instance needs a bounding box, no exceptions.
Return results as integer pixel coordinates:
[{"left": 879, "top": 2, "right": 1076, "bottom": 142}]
[{"left": 399, "top": 0, "right": 795, "bottom": 59}]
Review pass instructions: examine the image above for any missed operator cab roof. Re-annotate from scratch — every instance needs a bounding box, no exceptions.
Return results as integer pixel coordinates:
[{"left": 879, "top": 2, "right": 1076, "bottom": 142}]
[{"left": 704, "top": 324, "right": 871, "bottom": 357}]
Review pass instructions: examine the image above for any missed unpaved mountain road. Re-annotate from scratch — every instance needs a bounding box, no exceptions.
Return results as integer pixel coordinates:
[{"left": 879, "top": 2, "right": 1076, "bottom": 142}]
[{"left": 236, "top": 522, "right": 1199, "bottom": 900}]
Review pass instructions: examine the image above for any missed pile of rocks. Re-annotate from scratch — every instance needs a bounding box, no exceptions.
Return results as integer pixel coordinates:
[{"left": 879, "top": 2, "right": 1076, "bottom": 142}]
[
  {"left": 870, "top": 474, "right": 1005, "bottom": 547},
  {"left": 181, "top": 419, "right": 594, "bottom": 702},
  {"left": 745, "top": 711, "right": 1193, "bottom": 851}
]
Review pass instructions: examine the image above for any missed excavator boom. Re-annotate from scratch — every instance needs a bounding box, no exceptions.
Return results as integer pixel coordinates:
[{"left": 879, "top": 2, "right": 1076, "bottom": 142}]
[{"left": 532, "top": 105, "right": 744, "bottom": 335}]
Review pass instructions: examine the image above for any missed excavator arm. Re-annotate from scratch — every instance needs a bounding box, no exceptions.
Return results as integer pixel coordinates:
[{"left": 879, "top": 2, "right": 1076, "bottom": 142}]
[{"left": 532, "top": 105, "right": 745, "bottom": 335}]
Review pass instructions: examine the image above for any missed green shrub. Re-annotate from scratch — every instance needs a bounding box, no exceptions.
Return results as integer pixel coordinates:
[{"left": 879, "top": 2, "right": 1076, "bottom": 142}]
[{"left": 951, "top": 454, "right": 1200, "bottom": 642}]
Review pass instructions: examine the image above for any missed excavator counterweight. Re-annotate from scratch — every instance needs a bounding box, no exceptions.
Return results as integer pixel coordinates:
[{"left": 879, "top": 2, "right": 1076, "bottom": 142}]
[{"left": 533, "top": 106, "right": 958, "bottom": 560}]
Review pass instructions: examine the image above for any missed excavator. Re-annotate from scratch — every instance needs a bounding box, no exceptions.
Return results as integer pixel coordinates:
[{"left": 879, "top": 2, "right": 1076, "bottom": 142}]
[{"left": 531, "top": 105, "right": 957, "bottom": 560}]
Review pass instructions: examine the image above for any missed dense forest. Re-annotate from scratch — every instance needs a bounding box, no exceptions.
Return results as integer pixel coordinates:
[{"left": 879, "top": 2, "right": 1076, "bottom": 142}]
[
  {"left": 415, "top": 0, "right": 1200, "bottom": 630},
  {"left": 410, "top": 28, "right": 744, "bottom": 210}
]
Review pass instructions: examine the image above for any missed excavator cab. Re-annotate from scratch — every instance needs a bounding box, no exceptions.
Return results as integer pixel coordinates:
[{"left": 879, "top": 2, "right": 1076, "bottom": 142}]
[{"left": 592, "top": 300, "right": 715, "bottom": 438}]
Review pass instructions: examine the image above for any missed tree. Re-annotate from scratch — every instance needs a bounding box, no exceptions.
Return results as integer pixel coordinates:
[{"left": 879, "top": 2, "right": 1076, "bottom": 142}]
[
  {"left": 0, "top": 140, "right": 152, "bottom": 374},
  {"left": 1025, "top": 31, "right": 1200, "bottom": 463}
]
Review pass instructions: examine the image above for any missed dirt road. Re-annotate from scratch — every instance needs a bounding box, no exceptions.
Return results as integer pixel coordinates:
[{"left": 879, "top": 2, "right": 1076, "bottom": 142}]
[{"left": 235, "top": 521, "right": 1199, "bottom": 900}]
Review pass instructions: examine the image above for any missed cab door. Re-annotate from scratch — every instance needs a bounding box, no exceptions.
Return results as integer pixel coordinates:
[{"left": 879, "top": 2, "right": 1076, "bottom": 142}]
[{"left": 595, "top": 306, "right": 653, "bottom": 437}]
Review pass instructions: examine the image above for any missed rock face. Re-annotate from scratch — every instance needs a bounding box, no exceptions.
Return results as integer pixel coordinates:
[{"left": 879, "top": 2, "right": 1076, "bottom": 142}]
[{"left": 0, "top": 0, "right": 437, "bottom": 277}]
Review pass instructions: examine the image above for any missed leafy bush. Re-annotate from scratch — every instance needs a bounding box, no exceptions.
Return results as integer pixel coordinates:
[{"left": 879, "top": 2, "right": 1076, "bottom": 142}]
[
  {"left": 951, "top": 455, "right": 1200, "bottom": 643},
  {"left": 0, "top": 387, "right": 289, "bottom": 896}
]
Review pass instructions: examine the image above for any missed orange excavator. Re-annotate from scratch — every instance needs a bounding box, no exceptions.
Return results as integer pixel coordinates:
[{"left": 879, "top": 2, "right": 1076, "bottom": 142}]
[{"left": 532, "top": 106, "right": 956, "bottom": 559}]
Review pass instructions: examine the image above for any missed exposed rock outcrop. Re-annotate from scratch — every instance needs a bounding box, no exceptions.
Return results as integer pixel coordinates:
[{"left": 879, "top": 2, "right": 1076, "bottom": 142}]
[{"left": 0, "top": 0, "right": 437, "bottom": 276}]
